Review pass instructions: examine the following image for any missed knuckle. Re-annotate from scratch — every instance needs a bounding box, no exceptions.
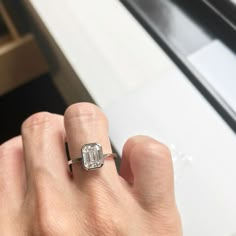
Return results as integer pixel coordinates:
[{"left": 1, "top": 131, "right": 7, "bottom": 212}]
[
  {"left": 0, "top": 142, "right": 11, "bottom": 159},
  {"left": 0, "top": 137, "right": 21, "bottom": 159},
  {"left": 124, "top": 135, "right": 143, "bottom": 147},
  {"left": 127, "top": 136, "right": 172, "bottom": 163},
  {"left": 64, "top": 103, "right": 108, "bottom": 124},
  {"left": 143, "top": 142, "right": 172, "bottom": 164},
  {"left": 148, "top": 142, "right": 172, "bottom": 160},
  {"left": 22, "top": 112, "right": 52, "bottom": 131},
  {"left": 123, "top": 135, "right": 159, "bottom": 157},
  {"left": 123, "top": 137, "right": 136, "bottom": 151}
]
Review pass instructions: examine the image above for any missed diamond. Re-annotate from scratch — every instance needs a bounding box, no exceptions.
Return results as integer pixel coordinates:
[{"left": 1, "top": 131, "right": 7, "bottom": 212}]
[{"left": 81, "top": 143, "right": 104, "bottom": 170}]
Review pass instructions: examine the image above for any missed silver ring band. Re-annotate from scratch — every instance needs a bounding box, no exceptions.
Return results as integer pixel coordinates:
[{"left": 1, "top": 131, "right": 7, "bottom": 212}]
[{"left": 68, "top": 153, "right": 117, "bottom": 166}]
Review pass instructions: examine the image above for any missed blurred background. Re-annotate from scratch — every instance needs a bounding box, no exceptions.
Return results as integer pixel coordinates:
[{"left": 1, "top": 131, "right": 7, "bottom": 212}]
[
  {"left": 0, "top": 1, "right": 66, "bottom": 143},
  {"left": 1, "top": 0, "right": 236, "bottom": 143}
]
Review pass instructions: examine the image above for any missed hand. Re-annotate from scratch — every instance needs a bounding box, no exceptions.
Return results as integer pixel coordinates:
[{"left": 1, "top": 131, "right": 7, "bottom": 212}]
[{"left": 0, "top": 103, "right": 182, "bottom": 235}]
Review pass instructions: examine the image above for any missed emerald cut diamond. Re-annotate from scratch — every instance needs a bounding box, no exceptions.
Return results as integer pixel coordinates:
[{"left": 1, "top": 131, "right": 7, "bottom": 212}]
[{"left": 81, "top": 143, "right": 104, "bottom": 170}]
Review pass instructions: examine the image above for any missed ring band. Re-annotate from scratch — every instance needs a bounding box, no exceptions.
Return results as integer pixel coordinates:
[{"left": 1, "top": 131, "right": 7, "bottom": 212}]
[{"left": 68, "top": 143, "right": 117, "bottom": 171}]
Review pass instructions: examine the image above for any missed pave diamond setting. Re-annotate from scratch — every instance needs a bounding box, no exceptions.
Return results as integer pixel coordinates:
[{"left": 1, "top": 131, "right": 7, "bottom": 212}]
[{"left": 81, "top": 143, "right": 104, "bottom": 170}]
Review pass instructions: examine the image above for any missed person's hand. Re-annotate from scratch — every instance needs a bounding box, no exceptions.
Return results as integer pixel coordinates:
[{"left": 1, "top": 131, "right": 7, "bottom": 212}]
[{"left": 0, "top": 103, "right": 182, "bottom": 235}]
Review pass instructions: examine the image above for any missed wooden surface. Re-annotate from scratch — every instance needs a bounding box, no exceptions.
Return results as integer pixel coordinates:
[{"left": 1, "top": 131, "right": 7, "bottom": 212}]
[
  {"left": 0, "top": 2, "right": 48, "bottom": 95},
  {"left": 0, "top": 34, "right": 48, "bottom": 95},
  {"left": 0, "top": 3, "right": 20, "bottom": 40}
]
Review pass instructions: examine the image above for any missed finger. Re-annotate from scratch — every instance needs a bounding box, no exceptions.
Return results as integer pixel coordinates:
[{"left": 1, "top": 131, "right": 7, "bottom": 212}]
[
  {"left": 0, "top": 136, "right": 26, "bottom": 213},
  {"left": 121, "top": 136, "right": 176, "bottom": 209},
  {"left": 64, "top": 103, "right": 118, "bottom": 182},
  {"left": 21, "top": 112, "right": 68, "bottom": 188}
]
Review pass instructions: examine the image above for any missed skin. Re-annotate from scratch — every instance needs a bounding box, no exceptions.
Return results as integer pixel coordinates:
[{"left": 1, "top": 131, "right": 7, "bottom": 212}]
[{"left": 0, "top": 103, "right": 182, "bottom": 236}]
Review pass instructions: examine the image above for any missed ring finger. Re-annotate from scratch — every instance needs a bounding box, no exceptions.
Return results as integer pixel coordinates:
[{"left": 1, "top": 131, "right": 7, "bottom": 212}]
[{"left": 64, "top": 103, "right": 118, "bottom": 186}]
